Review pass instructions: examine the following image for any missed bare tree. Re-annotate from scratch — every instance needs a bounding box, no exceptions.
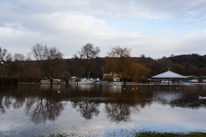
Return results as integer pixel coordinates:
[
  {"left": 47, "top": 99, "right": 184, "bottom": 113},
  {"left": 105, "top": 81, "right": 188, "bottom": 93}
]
[
  {"left": 107, "top": 46, "right": 130, "bottom": 58},
  {"left": 30, "top": 44, "right": 66, "bottom": 84},
  {"left": 13, "top": 53, "right": 25, "bottom": 61},
  {"left": 106, "top": 46, "right": 150, "bottom": 84},
  {"left": 75, "top": 43, "right": 100, "bottom": 78},
  {"left": 106, "top": 46, "right": 131, "bottom": 85},
  {"left": 78, "top": 43, "right": 100, "bottom": 60},
  {"left": 0, "top": 47, "right": 12, "bottom": 62}
]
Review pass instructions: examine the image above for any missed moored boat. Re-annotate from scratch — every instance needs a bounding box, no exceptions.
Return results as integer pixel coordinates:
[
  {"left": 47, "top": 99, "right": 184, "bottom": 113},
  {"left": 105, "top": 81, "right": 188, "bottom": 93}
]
[
  {"left": 75, "top": 78, "right": 93, "bottom": 85},
  {"left": 40, "top": 79, "right": 61, "bottom": 84},
  {"left": 190, "top": 79, "right": 198, "bottom": 83}
]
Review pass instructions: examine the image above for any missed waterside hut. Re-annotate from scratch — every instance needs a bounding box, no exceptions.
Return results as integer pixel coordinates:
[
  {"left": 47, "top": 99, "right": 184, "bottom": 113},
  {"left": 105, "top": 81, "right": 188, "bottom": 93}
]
[
  {"left": 69, "top": 76, "right": 78, "bottom": 83},
  {"left": 151, "top": 70, "right": 187, "bottom": 85}
]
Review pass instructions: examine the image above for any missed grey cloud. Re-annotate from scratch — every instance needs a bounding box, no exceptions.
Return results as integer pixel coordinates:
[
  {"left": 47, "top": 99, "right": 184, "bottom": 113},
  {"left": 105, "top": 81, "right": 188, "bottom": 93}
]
[
  {"left": 1, "top": 0, "right": 206, "bottom": 59},
  {"left": 2, "top": 0, "right": 206, "bottom": 21}
]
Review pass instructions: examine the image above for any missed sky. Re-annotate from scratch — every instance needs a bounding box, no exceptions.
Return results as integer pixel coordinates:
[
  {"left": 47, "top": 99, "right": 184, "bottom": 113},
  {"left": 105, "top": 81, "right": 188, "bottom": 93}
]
[{"left": 1, "top": 0, "right": 206, "bottom": 59}]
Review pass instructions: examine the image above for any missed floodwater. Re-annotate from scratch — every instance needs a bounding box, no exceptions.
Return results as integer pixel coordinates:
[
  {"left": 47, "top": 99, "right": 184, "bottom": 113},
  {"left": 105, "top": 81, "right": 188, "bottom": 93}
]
[{"left": 0, "top": 83, "right": 206, "bottom": 137}]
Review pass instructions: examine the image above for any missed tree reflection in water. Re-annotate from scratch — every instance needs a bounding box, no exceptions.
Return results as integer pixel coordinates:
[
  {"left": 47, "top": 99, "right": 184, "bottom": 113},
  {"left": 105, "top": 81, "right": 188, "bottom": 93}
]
[
  {"left": 1, "top": 84, "right": 206, "bottom": 125},
  {"left": 105, "top": 101, "right": 130, "bottom": 123},
  {"left": 13, "top": 96, "right": 25, "bottom": 109},
  {"left": 71, "top": 99, "right": 100, "bottom": 120},
  {"left": 104, "top": 94, "right": 135, "bottom": 123},
  {"left": 0, "top": 85, "right": 65, "bottom": 124},
  {"left": 105, "top": 88, "right": 153, "bottom": 123},
  {"left": 0, "top": 90, "right": 5, "bottom": 114},
  {"left": 25, "top": 85, "right": 65, "bottom": 124},
  {"left": 70, "top": 85, "right": 101, "bottom": 120}
]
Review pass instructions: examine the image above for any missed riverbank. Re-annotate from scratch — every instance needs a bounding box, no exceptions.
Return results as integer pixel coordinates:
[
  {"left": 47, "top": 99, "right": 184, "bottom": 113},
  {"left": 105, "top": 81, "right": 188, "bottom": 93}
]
[
  {"left": 17, "top": 81, "right": 206, "bottom": 86},
  {"left": 136, "top": 131, "right": 206, "bottom": 137}
]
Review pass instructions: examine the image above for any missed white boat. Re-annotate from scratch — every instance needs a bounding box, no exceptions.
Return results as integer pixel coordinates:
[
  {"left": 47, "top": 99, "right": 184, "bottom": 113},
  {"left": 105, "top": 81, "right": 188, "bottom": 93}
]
[
  {"left": 75, "top": 79, "right": 93, "bottom": 85},
  {"left": 161, "top": 80, "right": 172, "bottom": 83},
  {"left": 199, "top": 95, "right": 206, "bottom": 99},
  {"left": 202, "top": 79, "right": 206, "bottom": 83},
  {"left": 190, "top": 79, "right": 198, "bottom": 83},
  {"left": 40, "top": 79, "right": 61, "bottom": 84}
]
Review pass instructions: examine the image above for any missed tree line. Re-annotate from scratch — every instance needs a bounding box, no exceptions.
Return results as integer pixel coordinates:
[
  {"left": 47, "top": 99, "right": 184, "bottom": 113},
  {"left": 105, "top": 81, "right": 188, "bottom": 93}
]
[{"left": 1, "top": 44, "right": 206, "bottom": 83}]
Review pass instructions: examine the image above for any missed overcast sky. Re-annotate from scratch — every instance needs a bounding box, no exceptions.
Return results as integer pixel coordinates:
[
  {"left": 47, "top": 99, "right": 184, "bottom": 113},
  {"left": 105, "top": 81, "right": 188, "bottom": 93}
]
[{"left": 1, "top": 0, "right": 206, "bottom": 59}]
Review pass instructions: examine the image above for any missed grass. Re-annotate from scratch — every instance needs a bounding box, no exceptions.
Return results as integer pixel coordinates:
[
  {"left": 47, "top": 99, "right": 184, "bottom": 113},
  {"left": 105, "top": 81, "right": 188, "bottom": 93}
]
[
  {"left": 135, "top": 131, "right": 206, "bottom": 137},
  {"left": 38, "top": 133, "right": 69, "bottom": 137}
]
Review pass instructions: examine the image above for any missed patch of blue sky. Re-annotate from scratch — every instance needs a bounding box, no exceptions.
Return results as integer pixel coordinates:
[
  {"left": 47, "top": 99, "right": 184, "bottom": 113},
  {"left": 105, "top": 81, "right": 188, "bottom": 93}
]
[{"left": 106, "top": 18, "right": 204, "bottom": 38}]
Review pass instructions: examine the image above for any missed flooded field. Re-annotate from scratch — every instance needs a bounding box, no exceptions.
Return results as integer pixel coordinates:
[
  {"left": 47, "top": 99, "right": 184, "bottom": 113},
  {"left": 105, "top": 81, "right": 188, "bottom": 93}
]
[{"left": 0, "top": 83, "right": 206, "bottom": 137}]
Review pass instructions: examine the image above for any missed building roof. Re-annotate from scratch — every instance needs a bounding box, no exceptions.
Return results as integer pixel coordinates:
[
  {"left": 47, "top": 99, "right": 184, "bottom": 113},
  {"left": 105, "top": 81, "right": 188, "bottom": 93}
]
[
  {"left": 151, "top": 70, "right": 187, "bottom": 79},
  {"left": 70, "top": 76, "right": 78, "bottom": 79}
]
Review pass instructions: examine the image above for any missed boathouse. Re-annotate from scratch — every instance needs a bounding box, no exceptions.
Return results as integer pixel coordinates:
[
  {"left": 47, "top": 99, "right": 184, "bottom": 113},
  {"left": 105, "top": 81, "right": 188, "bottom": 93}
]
[{"left": 151, "top": 70, "right": 187, "bottom": 84}]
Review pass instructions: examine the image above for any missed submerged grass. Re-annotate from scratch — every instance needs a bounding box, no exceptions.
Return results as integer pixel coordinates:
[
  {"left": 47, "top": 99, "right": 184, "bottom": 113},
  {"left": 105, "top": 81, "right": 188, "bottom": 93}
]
[
  {"left": 37, "top": 132, "right": 206, "bottom": 137},
  {"left": 135, "top": 131, "right": 206, "bottom": 137},
  {"left": 38, "top": 133, "right": 69, "bottom": 137}
]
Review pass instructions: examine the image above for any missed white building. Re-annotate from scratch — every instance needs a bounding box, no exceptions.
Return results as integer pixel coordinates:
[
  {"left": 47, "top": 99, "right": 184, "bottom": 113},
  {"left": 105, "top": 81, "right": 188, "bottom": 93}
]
[{"left": 103, "top": 72, "right": 121, "bottom": 82}]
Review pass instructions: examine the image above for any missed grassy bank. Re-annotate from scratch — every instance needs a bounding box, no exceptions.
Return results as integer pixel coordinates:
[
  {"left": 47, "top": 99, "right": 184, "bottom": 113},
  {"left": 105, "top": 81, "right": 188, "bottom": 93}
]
[
  {"left": 136, "top": 131, "right": 206, "bottom": 137},
  {"left": 38, "top": 132, "right": 206, "bottom": 137}
]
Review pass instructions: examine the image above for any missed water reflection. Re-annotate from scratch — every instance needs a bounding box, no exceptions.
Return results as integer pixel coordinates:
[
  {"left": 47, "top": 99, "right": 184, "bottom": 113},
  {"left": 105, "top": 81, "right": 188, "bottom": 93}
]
[
  {"left": 25, "top": 89, "right": 65, "bottom": 124},
  {"left": 105, "top": 101, "right": 131, "bottom": 123},
  {"left": 105, "top": 88, "right": 153, "bottom": 123},
  {"left": 0, "top": 85, "right": 66, "bottom": 124},
  {"left": 152, "top": 85, "right": 206, "bottom": 109},
  {"left": 0, "top": 89, "right": 5, "bottom": 114},
  {"left": 0, "top": 84, "right": 206, "bottom": 125},
  {"left": 72, "top": 99, "right": 100, "bottom": 120}
]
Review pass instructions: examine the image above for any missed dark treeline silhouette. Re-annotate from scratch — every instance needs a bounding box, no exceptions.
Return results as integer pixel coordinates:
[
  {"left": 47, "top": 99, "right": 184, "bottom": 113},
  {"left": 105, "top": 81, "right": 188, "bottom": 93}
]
[
  {"left": 66, "top": 57, "right": 105, "bottom": 80},
  {"left": 67, "top": 53, "right": 206, "bottom": 80},
  {"left": 3, "top": 54, "right": 206, "bottom": 82},
  {"left": 137, "top": 54, "right": 206, "bottom": 77},
  {"left": 1, "top": 45, "right": 206, "bottom": 82}
]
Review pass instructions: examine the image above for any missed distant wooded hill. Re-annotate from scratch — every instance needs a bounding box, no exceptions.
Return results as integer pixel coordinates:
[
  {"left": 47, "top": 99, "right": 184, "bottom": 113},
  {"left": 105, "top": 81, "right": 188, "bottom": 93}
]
[
  {"left": 135, "top": 54, "right": 206, "bottom": 77},
  {"left": 67, "top": 53, "right": 206, "bottom": 78}
]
